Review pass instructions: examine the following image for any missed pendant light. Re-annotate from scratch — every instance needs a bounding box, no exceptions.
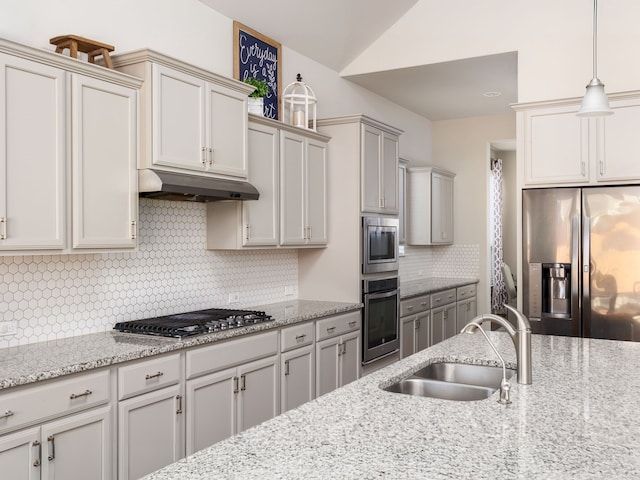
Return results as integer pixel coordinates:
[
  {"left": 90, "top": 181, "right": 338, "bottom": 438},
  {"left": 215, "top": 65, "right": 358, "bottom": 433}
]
[{"left": 577, "top": 0, "right": 613, "bottom": 116}]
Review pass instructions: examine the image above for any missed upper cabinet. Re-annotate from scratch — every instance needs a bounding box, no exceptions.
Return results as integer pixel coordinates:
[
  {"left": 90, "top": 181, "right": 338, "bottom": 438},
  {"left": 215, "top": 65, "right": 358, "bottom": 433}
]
[
  {"left": 515, "top": 92, "right": 640, "bottom": 186},
  {"left": 0, "top": 38, "right": 141, "bottom": 255},
  {"left": 112, "top": 50, "right": 253, "bottom": 179},
  {"left": 206, "top": 115, "right": 329, "bottom": 249},
  {"left": 407, "top": 166, "right": 455, "bottom": 245},
  {"left": 361, "top": 122, "right": 400, "bottom": 214}
]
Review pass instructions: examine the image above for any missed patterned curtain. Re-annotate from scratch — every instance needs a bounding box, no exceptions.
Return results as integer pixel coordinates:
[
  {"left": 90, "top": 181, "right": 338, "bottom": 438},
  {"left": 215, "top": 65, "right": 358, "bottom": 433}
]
[{"left": 491, "top": 158, "right": 507, "bottom": 314}]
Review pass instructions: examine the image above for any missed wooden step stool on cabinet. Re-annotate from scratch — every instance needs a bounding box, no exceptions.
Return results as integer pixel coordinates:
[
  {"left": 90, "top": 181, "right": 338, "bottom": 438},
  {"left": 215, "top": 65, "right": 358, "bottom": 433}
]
[{"left": 50, "top": 34, "right": 114, "bottom": 68}]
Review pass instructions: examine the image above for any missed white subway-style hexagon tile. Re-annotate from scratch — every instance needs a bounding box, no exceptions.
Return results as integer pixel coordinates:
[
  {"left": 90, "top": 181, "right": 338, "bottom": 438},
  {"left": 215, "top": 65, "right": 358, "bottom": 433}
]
[
  {"left": 399, "top": 244, "right": 479, "bottom": 282},
  {"left": 0, "top": 199, "right": 298, "bottom": 348}
]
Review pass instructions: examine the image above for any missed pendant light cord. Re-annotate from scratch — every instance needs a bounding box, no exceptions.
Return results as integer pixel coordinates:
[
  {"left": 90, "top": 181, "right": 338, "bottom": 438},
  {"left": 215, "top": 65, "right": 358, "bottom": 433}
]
[{"left": 592, "top": 0, "right": 598, "bottom": 79}]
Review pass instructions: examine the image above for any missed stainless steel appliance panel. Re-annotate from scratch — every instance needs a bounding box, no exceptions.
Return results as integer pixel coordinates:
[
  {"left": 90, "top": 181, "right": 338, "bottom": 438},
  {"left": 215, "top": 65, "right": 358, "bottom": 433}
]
[
  {"left": 583, "top": 186, "right": 640, "bottom": 341},
  {"left": 362, "top": 216, "right": 399, "bottom": 274},
  {"left": 522, "top": 188, "right": 580, "bottom": 336},
  {"left": 362, "top": 276, "right": 399, "bottom": 364}
]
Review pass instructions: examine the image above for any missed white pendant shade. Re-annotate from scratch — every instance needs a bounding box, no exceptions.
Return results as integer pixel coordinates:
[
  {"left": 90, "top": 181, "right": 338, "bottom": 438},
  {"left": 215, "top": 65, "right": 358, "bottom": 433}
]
[{"left": 577, "top": 78, "right": 613, "bottom": 117}]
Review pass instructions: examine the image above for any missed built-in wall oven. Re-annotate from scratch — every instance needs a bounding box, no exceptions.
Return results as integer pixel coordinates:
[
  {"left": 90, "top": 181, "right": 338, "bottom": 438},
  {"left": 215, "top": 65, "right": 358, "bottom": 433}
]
[
  {"left": 362, "top": 216, "right": 399, "bottom": 274},
  {"left": 362, "top": 275, "right": 400, "bottom": 365}
]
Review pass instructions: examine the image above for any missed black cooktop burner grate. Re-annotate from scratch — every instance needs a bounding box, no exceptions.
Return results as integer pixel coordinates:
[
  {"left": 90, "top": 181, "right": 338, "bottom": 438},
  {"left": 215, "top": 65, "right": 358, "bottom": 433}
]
[{"left": 113, "top": 308, "right": 273, "bottom": 338}]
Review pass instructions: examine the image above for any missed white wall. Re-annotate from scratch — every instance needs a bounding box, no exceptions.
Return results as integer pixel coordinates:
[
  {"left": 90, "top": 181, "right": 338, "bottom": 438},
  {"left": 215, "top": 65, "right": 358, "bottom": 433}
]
[
  {"left": 431, "top": 113, "right": 516, "bottom": 313},
  {"left": 343, "top": 0, "right": 640, "bottom": 103}
]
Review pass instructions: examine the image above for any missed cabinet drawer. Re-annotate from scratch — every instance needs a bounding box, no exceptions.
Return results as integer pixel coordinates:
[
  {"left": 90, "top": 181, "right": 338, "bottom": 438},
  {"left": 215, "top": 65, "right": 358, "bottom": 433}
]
[
  {"left": 0, "top": 369, "right": 110, "bottom": 435},
  {"left": 281, "top": 322, "right": 315, "bottom": 352},
  {"left": 316, "top": 311, "right": 361, "bottom": 342},
  {"left": 457, "top": 284, "right": 477, "bottom": 300},
  {"left": 186, "top": 330, "right": 278, "bottom": 380},
  {"left": 118, "top": 353, "right": 181, "bottom": 400},
  {"left": 400, "top": 294, "right": 430, "bottom": 317},
  {"left": 430, "top": 289, "right": 457, "bottom": 308}
]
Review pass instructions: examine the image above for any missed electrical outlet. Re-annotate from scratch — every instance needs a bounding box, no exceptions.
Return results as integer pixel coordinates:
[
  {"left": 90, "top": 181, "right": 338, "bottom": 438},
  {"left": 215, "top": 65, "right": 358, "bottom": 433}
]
[
  {"left": 284, "top": 285, "right": 294, "bottom": 296},
  {"left": 0, "top": 321, "right": 17, "bottom": 336},
  {"left": 228, "top": 292, "right": 240, "bottom": 304}
]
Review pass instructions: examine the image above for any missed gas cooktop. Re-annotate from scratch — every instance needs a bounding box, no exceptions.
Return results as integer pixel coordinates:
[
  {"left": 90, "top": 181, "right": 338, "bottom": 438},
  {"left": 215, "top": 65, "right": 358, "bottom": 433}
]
[{"left": 113, "top": 308, "right": 273, "bottom": 338}]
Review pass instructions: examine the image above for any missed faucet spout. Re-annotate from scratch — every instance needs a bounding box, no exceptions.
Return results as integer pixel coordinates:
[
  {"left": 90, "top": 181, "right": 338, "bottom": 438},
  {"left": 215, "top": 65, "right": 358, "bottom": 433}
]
[{"left": 460, "top": 305, "right": 532, "bottom": 385}]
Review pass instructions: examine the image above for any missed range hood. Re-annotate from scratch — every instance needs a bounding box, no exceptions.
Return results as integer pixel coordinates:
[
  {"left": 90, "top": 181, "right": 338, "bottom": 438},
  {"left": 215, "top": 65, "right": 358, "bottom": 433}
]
[{"left": 138, "top": 169, "right": 259, "bottom": 202}]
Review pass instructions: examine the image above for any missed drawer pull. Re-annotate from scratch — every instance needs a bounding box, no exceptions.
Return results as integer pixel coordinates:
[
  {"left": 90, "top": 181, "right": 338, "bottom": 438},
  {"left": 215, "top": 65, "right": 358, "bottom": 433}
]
[
  {"left": 69, "top": 389, "right": 92, "bottom": 400},
  {"left": 47, "top": 435, "right": 55, "bottom": 461},
  {"left": 406, "top": 305, "right": 414, "bottom": 311},
  {"left": 326, "top": 326, "right": 335, "bottom": 334},
  {"left": 32, "top": 440, "right": 41, "bottom": 467},
  {"left": 295, "top": 334, "right": 307, "bottom": 341},
  {"left": 0, "top": 410, "right": 14, "bottom": 419},
  {"left": 145, "top": 371, "right": 164, "bottom": 380},
  {"left": 348, "top": 321, "right": 357, "bottom": 327},
  {"left": 434, "top": 297, "right": 441, "bottom": 302},
  {"left": 176, "top": 395, "right": 183, "bottom": 415}
]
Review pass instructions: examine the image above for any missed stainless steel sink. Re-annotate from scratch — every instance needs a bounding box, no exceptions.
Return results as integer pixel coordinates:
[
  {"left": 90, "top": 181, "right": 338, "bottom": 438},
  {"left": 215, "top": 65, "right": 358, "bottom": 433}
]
[
  {"left": 383, "top": 362, "right": 516, "bottom": 401},
  {"left": 412, "top": 362, "right": 515, "bottom": 389}
]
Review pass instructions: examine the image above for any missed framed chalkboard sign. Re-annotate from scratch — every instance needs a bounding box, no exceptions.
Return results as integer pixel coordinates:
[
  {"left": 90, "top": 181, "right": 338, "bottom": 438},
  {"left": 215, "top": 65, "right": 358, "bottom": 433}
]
[{"left": 233, "top": 21, "right": 282, "bottom": 120}]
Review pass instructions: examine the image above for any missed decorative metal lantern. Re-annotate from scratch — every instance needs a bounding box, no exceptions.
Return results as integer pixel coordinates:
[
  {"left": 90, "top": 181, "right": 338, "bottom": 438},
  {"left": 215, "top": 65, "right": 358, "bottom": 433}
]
[{"left": 282, "top": 74, "right": 317, "bottom": 130}]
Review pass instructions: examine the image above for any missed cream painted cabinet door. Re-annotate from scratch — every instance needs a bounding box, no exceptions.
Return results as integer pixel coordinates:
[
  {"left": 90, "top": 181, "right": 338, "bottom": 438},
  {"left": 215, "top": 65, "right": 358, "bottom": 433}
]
[
  {"left": 415, "top": 311, "right": 431, "bottom": 352},
  {"left": 305, "top": 138, "right": 328, "bottom": 245},
  {"left": 431, "top": 171, "right": 454, "bottom": 244},
  {"left": 244, "top": 121, "right": 279, "bottom": 246},
  {"left": 0, "top": 426, "right": 40, "bottom": 480},
  {"left": 595, "top": 98, "right": 640, "bottom": 182},
  {"left": 281, "top": 345, "right": 314, "bottom": 413},
  {"left": 71, "top": 74, "right": 137, "bottom": 249},
  {"left": 237, "top": 356, "right": 279, "bottom": 432},
  {"left": 400, "top": 315, "right": 416, "bottom": 359},
  {"left": 361, "top": 124, "right": 399, "bottom": 214},
  {"left": 280, "top": 130, "right": 327, "bottom": 246},
  {"left": 118, "top": 384, "right": 184, "bottom": 480},
  {"left": 0, "top": 53, "right": 66, "bottom": 251},
  {"left": 40, "top": 406, "right": 111, "bottom": 480},
  {"left": 431, "top": 304, "right": 457, "bottom": 344},
  {"left": 456, "top": 297, "right": 477, "bottom": 332},
  {"left": 339, "top": 330, "right": 360, "bottom": 388},
  {"left": 315, "top": 335, "right": 340, "bottom": 397},
  {"left": 205, "top": 81, "right": 248, "bottom": 178},
  {"left": 185, "top": 368, "right": 236, "bottom": 455},
  {"left": 151, "top": 64, "right": 205, "bottom": 171},
  {"left": 521, "top": 104, "right": 589, "bottom": 185}
]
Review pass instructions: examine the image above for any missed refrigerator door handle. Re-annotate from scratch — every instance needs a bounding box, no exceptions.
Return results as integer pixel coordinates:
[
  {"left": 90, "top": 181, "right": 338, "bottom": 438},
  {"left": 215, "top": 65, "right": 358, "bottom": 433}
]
[
  {"left": 582, "top": 216, "right": 591, "bottom": 337},
  {"left": 571, "top": 216, "right": 581, "bottom": 336}
]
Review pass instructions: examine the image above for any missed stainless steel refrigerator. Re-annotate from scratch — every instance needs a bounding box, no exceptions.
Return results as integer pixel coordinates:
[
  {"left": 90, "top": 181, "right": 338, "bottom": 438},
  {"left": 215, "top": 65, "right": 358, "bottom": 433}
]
[{"left": 523, "top": 186, "right": 640, "bottom": 341}]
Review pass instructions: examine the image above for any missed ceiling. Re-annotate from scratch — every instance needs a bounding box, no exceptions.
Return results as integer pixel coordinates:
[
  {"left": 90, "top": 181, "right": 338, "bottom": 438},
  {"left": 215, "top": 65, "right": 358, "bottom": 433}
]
[{"left": 198, "top": 0, "right": 517, "bottom": 121}]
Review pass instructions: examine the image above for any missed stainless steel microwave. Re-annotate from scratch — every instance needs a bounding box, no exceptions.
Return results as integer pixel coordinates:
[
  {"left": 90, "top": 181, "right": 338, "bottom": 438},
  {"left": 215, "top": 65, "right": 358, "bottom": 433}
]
[{"left": 362, "top": 216, "right": 399, "bottom": 274}]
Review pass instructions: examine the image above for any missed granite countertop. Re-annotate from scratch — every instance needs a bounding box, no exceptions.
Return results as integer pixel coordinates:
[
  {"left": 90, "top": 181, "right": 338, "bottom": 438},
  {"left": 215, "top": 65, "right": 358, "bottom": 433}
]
[
  {"left": 144, "top": 332, "right": 640, "bottom": 479},
  {"left": 0, "top": 299, "right": 361, "bottom": 390},
  {"left": 400, "top": 277, "right": 478, "bottom": 299}
]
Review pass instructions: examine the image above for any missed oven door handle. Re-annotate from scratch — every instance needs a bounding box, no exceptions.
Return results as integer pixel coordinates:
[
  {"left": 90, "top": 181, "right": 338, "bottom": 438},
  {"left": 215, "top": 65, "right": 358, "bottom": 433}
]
[{"left": 364, "top": 289, "right": 399, "bottom": 300}]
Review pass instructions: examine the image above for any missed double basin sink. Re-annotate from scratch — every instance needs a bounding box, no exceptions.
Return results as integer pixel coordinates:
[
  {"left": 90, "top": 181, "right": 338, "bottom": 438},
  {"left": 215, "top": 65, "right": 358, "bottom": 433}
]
[{"left": 384, "top": 361, "right": 515, "bottom": 401}]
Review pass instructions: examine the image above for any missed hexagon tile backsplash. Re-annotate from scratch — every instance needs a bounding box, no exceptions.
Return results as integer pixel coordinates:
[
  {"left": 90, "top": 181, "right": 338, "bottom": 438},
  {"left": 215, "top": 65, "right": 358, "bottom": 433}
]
[{"left": 0, "top": 199, "right": 298, "bottom": 348}]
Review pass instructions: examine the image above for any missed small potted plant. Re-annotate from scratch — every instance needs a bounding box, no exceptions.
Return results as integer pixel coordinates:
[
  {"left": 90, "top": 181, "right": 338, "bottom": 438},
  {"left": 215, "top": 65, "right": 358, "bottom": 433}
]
[{"left": 244, "top": 77, "right": 269, "bottom": 116}]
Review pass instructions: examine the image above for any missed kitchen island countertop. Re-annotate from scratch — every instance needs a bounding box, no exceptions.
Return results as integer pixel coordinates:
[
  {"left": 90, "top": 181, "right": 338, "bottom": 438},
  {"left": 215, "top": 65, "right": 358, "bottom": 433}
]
[
  {"left": 144, "top": 331, "right": 640, "bottom": 479},
  {"left": 0, "top": 299, "right": 361, "bottom": 390}
]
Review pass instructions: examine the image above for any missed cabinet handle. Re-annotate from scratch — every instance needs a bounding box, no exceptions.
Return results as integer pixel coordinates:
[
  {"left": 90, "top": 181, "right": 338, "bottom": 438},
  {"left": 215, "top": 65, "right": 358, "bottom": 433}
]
[
  {"left": 420, "top": 301, "right": 428, "bottom": 306},
  {"left": 337, "top": 342, "right": 343, "bottom": 356},
  {"left": 326, "top": 326, "right": 335, "bottom": 334},
  {"left": 69, "top": 389, "right": 92, "bottom": 400},
  {"left": 47, "top": 435, "right": 55, "bottom": 461},
  {"left": 32, "top": 440, "right": 41, "bottom": 467},
  {"left": 284, "top": 360, "right": 290, "bottom": 376},
  {"left": 348, "top": 320, "right": 357, "bottom": 328},
  {"left": 308, "top": 226, "right": 312, "bottom": 239},
  {"left": 145, "top": 371, "right": 163, "bottom": 380},
  {"left": 460, "top": 292, "right": 465, "bottom": 297},
  {"left": 444, "top": 310, "right": 448, "bottom": 320},
  {"left": 434, "top": 297, "right": 441, "bottom": 302},
  {"left": 581, "top": 161, "right": 586, "bottom": 176},
  {"left": 341, "top": 343, "right": 347, "bottom": 355},
  {"left": 295, "top": 334, "right": 306, "bottom": 341},
  {"left": 246, "top": 224, "right": 251, "bottom": 241},
  {"left": 406, "top": 305, "right": 414, "bottom": 311},
  {"left": 201, "top": 147, "right": 207, "bottom": 165},
  {"left": 130, "top": 221, "right": 137, "bottom": 240},
  {"left": 0, "top": 217, "right": 6, "bottom": 240},
  {"left": 599, "top": 160, "right": 605, "bottom": 176},
  {"left": 0, "top": 410, "right": 14, "bottom": 419},
  {"left": 379, "top": 197, "right": 384, "bottom": 209},
  {"left": 208, "top": 147, "right": 213, "bottom": 166},
  {"left": 467, "top": 303, "right": 471, "bottom": 312},
  {"left": 176, "top": 394, "right": 183, "bottom": 415},
  {"left": 233, "top": 376, "right": 239, "bottom": 394},
  {"left": 416, "top": 320, "right": 421, "bottom": 329},
  {"left": 240, "top": 374, "right": 246, "bottom": 392}
]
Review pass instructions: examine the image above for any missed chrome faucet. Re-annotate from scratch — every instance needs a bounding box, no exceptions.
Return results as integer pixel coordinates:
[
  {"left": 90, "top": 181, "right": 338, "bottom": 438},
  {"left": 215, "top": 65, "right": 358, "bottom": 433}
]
[{"left": 460, "top": 304, "right": 532, "bottom": 385}]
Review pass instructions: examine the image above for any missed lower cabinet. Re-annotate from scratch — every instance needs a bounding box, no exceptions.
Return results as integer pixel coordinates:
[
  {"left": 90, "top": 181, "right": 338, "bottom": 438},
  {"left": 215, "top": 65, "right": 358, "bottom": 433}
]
[
  {"left": 401, "top": 311, "right": 431, "bottom": 359},
  {"left": 457, "top": 297, "right": 478, "bottom": 331},
  {"left": 280, "top": 321, "right": 315, "bottom": 413},
  {"left": 315, "top": 312, "right": 361, "bottom": 398},
  {"left": 431, "top": 303, "right": 458, "bottom": 344},
  {"left": 184, "top": 331, "right": 279, "bottom": 456},
  {"left": 0, "top": 406, "right": 112, "bottom": 480},
  {"left": 117, "top": 384, "right": 184, "bottom": 480}
]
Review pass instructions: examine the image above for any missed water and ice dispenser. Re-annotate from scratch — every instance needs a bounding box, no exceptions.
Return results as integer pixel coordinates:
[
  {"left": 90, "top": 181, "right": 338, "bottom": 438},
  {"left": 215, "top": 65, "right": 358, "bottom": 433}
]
[{"left": 528, "top": 263, "right": 572, "bottom": 319}]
